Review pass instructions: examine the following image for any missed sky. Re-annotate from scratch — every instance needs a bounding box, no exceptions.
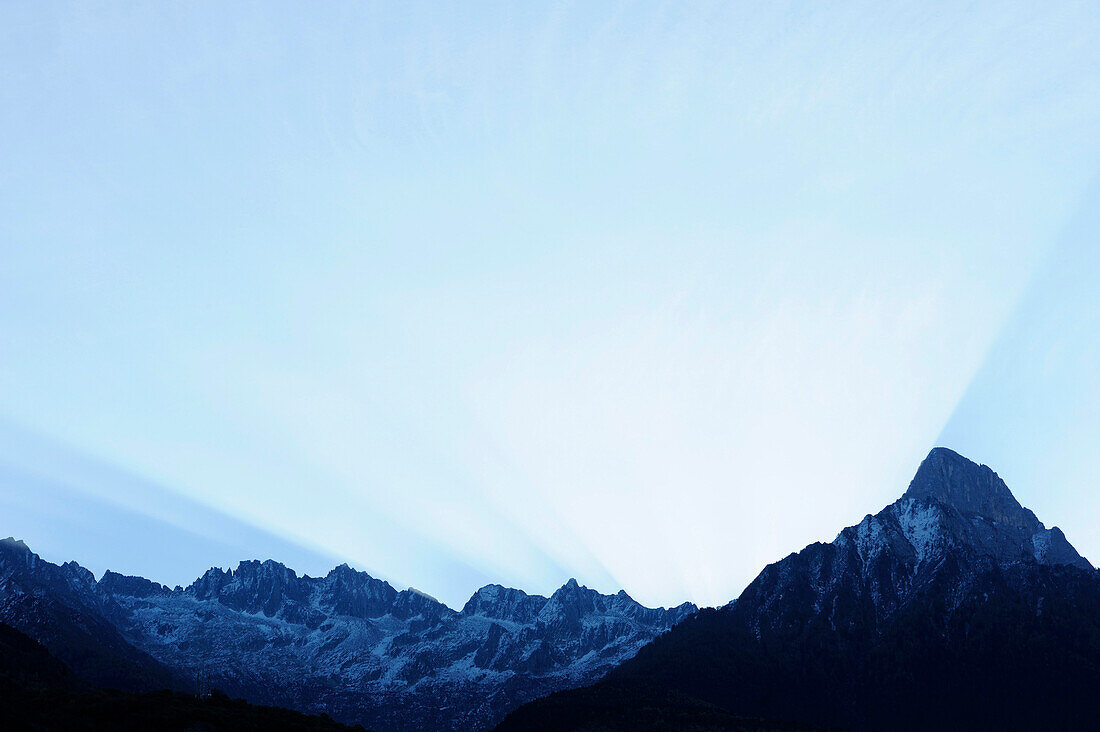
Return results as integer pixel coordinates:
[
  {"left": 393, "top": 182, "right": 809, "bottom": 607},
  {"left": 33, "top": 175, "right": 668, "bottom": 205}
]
[{"left": 1, "top": 1, "right": 1099, "bottom": 609}]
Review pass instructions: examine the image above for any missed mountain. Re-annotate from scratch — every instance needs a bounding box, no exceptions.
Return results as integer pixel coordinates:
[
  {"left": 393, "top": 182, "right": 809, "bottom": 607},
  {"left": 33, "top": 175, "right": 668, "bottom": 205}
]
[
  {"left": 0, "top": 619, "right": 80, "bottom": 694},
  {"left": 0, "top": 538, "right": 694, "bottom": 731},
  {"left": 497, "top": 447, "right": 1100, "bottom": 731},
  {"left": 0, "top": 621, "right": 368, "bottom": 731},
  {"left": 0, "top": 538, "right": 182, "bottom": 692}
]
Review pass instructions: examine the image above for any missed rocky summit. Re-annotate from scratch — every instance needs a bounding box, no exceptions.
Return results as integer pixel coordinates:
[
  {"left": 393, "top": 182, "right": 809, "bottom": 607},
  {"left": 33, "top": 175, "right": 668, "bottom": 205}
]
[
  {"left": 899, "top": 447, "right": 1091, "bottom": 569},
  {"left": 498, "top": 447, "right": 1100, "bottom": 731}
]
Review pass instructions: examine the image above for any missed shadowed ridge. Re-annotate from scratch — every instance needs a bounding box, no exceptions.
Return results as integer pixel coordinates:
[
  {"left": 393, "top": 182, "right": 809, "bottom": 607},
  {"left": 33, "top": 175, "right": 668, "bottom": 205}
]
[
  {"left": 496, "top": 447, "right": 1100, "bottom": 731},
  {"left": 0, "top": 622, "right": 368, "bottom": 730},
  {"left": 0, "top": 538, "right": 184, "bottom": 692}
]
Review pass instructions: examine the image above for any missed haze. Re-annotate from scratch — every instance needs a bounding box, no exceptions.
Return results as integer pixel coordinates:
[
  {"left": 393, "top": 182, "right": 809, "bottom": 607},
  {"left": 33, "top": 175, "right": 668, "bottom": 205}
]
[{"left": 2, "top": 1, "right": 1099, "bottom": 608}]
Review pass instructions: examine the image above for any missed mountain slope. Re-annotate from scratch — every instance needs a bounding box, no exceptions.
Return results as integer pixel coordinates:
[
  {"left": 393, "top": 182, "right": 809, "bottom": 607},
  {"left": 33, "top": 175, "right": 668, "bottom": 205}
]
[
  {"left": 498, "top": 448, "right": 1100, "bottom": 731},
  {"left": 0, "top": 538, "right": 182, "bottom": 692},
  {"left": 0, "top": 538, "right": 695, "bottom": 731},
  {"left": 0, "top": 621, "right": 369, "bottom": 731}
]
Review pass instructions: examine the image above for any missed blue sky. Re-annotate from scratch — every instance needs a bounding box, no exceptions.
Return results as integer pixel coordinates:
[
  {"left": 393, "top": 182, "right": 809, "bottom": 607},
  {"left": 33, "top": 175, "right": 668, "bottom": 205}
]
[{"left": 2, "top": 2, "right": 1099, "bottom": 608}]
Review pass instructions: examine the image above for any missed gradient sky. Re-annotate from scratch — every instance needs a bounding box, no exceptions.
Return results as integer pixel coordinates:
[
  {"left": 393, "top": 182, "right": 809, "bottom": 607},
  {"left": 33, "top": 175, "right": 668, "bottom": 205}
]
[{"left": 2, "top": 2, "right": 1099, "bottom": 609}]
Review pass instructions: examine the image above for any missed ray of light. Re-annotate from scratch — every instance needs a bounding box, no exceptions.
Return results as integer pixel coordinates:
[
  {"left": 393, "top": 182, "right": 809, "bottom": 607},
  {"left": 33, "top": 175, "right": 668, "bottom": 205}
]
[
  {"left": 937, "top": 176, "right": 1100, "bottom": 566},
  {"left": 1, "top": 2, "right": 1098, "bottom": 608}
]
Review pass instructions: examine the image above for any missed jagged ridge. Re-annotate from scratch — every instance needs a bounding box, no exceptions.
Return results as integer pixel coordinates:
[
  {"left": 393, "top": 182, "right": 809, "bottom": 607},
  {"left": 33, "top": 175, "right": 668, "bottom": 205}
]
[{"left": 0, "top": 537, "right": 695, "bottom": 732}]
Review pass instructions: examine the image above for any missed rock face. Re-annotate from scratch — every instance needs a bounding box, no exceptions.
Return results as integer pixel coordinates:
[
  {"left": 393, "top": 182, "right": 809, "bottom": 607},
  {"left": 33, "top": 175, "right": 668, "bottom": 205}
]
[
  {"left": 0, "top": 538, "right": 180, "bottom": 692},
  {"left": 0, "top": 537, "right": 694, "bottom": 731},
  {"left": 499, "top": 448, "right": 1100, "bottom": 731},
  {"left": 899, "top": 447, "right": 1091, "bottom": 569}
]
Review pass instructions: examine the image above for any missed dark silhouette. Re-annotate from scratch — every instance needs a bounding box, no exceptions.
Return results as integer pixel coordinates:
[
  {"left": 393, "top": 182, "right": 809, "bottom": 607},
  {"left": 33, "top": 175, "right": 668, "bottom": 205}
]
[
  {"left": 0, "top": 621, "right": 368, "bottom": 731},
  {"left": 497, "top": 448, "right": 1100, "bottom": 731}
]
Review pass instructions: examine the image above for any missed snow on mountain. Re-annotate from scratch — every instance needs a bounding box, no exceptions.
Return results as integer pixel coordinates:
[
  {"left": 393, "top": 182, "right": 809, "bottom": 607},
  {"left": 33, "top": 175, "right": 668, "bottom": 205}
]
[
  {"left": 841, "top": 447, "right": 1091, "bottom": 574},
  {"left": 0, "top": 537, "right": 180, "bottom": 692},
  {"left": 0, "top": 536, "right": 695, "bottom": 731},
  {"left": 497, "top": 447, "right": 1100, "bottom": 731}
]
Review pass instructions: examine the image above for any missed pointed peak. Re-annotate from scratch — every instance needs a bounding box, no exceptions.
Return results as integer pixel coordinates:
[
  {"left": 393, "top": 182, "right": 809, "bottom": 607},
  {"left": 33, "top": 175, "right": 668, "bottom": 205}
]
[
  {"left": 326, "top": 562, "right": 355, "bottom": 577},
  {"left": 903, "top": 447, "right": 1038, "bottom": 529},
  {"left": 61, "top": 560, "right": 95, "bottom": 585},
  {"left": 1, "top": 537, "right": 32, "bottom": 553},
  {"left": 549, "top": 577, "right": 598, "bottom": 604},
  {"left": 187, "top": 566, "right": 230, "bottom": 596},
  {"left": 924, "top": 445, "right": 966, "bottom": 462},
  {"left": 324, "top": 562, "right": 381, "bottom": 585},
  {"left": 914, "top": 447, "right": 989, "bottom": 480}
]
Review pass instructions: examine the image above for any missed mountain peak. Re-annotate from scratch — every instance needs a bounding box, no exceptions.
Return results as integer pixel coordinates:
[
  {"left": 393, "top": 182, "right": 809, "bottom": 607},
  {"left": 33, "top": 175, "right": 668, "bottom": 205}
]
[
  {"left": 99, "top": 570, "right": 168, "bottom": 598},
  {"left": 234, "top": 558, "right": 296, "bottom": 578},
  {"left": 903, "top": 447, "right": 1039, "bottom": 530},
  {"left": 463, "top": 584, "right": 549, "bottom": 623},
  {"left": 1, "top": 537, "right": 30, "bottom": 552}
]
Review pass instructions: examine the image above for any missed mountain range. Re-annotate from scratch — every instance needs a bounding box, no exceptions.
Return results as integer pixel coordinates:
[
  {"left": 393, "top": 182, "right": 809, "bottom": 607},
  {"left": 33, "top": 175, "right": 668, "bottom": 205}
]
[
  {"left": 0, "top": 536, "right": 693, "bottom": 730},
  {"left": 4, "top": 447, "right": 1100, "bottom": 731}
]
